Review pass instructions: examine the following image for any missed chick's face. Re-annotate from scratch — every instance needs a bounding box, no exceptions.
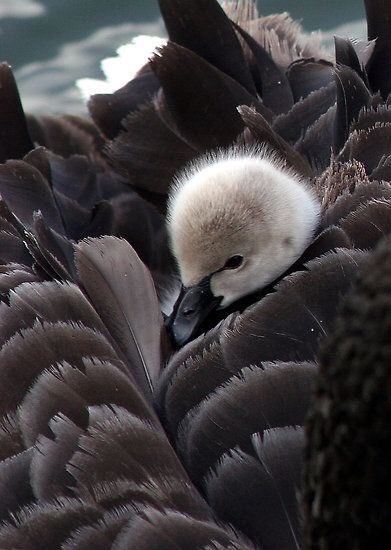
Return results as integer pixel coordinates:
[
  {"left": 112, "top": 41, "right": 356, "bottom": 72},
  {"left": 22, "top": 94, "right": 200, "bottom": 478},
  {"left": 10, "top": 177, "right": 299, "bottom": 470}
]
[
  {"left": 188, "top": 222, "right": 297, "bottom": 308},
  {"left": 179, "top": 225, "right": 260, "bottom": 307},
  {"left": 171, "top": 201, "right": 304, "bottom": 310},
  {"left": 169, "top": 184, "right": 281, "bottom": 307}
]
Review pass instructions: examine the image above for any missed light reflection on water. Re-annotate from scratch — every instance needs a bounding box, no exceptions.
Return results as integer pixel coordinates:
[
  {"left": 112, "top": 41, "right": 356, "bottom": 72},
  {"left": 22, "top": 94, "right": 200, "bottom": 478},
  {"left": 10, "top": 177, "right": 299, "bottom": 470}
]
[{"left": 0, "top": 0, "right": 366, "bottom": 115}]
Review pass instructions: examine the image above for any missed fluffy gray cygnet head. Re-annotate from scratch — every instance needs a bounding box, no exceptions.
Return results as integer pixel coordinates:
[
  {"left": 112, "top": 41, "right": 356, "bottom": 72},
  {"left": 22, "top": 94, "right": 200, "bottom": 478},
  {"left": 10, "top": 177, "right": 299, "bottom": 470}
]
[{"left": 166, "top": 147, "right": 321, "bottom": 346}]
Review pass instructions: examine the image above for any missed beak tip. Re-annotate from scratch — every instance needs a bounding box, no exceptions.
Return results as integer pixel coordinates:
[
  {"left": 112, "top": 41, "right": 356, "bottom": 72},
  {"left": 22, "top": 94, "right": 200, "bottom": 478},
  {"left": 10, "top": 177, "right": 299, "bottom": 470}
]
[
  {"left": 165, "top": 279, "right": 222, "bottom": 347},
  {"left": 165, "top": 304, "right": 190, "bottom": 348},
  {"left": 170, "top": 324, "right": 190, "bottom": 348}
]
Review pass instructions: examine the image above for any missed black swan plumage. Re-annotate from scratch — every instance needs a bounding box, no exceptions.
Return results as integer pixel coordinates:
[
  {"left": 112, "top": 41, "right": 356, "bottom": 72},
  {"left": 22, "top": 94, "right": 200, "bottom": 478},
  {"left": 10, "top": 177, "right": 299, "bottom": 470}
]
[{"left": 0, "top": 0, "right": 390, "bottom": 548}]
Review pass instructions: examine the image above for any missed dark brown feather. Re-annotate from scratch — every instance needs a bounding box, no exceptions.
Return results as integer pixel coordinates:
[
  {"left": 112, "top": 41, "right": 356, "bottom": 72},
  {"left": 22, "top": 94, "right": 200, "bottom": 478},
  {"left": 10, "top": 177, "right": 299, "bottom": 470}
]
[
  {"left": 298, "top": 226, "right": 352, "bottom": 265},
  {"left": 238, "top": 104, "right": 313, "bottom": 176},
  {"left": 0, "top": 280, "right": 111, "bottom": 347},
  {"left": 338, "top": 199, "right": 391, "bottom": 249},
  {"left": 157, "top": 0, "right": 257, "bottom": 95},
  {"left": 295, "top": 104, "right": 336, "bottom": 172},
  {"left": 106, "top": 102, "right": 196, "bottom": 208},
  {"left": 18, "top": 357, "right": 154, "bottom": 446},
  {"left": 0, "top": 449, "right": 34, "bottom": 522},
  {"left": 0, "top": 498, "right": 102, "bottom": 549},
  {"left": 0, "top": 320, "right": 120, "bottom": 416},
  {"left": 206, "top": 426, "right": 305, "bottom": 549},
  {"left": 232, "top": 21, "right": 294, "bottom": 114},
  {"left": 0, "top": 63, "right": 34, "bottom": 163},
  {"left": 286, "top": 59, "right": 334, "bottom": 101},
  {"left": 0, "top": 231, "right": 33, "bottom": 266},
  {"left": 0, "top": 413, "right": 24, "bottom": 461},
  {"left": 26, "top": 114, "right": 96, "bottom": 159},
  {"left": 365, "top": 0, "right": 391, "bottom": 97},
  {"left": 334, "top": 36, "right": 368, "bottom": 85},
  {"left": 30, "top": 414, "right": 83, "bottom": 501},
  {"left": 150, "top": 42, "right": 270, "bottom": 151},
  {"left": 321, "top": 178, "right": 391, "bottom": 229},
  {"left": 108, "top": 507, "right": 254, "bottom": 550},
  {"left": 273, "top": 82, "right": 336, "bottom": 144},
  {"left": 337, "top": 123, "right": 391, "bottom": 176},
  {"left": 89, "top": 64, "right": 160, "bottom": 139},
  {"left": 75, "top": 237, "right": 164, "bottom": 399},
  {"left": 155, "top": 314, "right": 237, "bottom": 420},
  {"left": 67, "top": 405, "right": 210, "bottom": 520},
  {"left": 219, "top": 249, "right": 367, "bottom": 369},
  {"left": 177, "top": 362, "right": 315, "bottom": 483},
  {"left": 0, "top": 264, "right": 39, "bottom": 300},
  {"left": 333, "top": 66, "right": 371, "bottom": 154},
  {"left": 0, "top": 160, "right": 64, "bottom": 233}
]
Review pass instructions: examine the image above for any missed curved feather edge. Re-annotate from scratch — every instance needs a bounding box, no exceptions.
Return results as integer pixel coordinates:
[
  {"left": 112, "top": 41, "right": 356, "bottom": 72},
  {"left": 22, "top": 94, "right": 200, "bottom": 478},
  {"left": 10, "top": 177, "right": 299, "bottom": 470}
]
[
  {"left": 205, "top": 426, "right": 304, "bottom": 549},
  {"left": 176, "top": 362, "right": 316, "bottom": 484}
]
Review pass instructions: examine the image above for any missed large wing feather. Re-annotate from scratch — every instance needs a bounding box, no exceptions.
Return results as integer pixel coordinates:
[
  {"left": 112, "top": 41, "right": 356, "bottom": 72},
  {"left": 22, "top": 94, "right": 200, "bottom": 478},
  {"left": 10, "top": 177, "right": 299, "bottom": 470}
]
[
  {"left": 157, "top": 0, "right": 256, "bottom": 95},
  {"left": 75, "top": 237, "right": 164, "bottom": 398},
  {"left": 150, "top": 42, "right": 270, "bottom": 151},
  {"left": 0, "top": 63, "right": 34, "bottom": 163}
]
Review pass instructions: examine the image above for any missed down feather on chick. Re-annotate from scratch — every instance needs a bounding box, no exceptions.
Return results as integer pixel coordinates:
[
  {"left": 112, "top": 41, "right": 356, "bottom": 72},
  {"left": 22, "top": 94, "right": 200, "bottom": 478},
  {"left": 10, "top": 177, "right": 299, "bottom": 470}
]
[{"left": 167, "top": 147, "right": 321, "bottom": 345}]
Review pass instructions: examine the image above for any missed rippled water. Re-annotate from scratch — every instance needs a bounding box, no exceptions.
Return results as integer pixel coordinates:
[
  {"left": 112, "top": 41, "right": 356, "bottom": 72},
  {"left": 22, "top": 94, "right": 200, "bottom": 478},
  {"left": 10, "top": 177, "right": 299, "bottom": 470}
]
[{"left": 0, "top": 0, "right": 366, "bottom": 115}]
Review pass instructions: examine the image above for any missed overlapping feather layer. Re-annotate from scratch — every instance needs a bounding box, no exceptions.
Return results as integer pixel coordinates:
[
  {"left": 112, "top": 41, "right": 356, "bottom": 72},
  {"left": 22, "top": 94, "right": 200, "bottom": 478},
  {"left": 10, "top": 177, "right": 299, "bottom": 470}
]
[{"left": 0, "top": 0, "right": 390, "bottom": 548}]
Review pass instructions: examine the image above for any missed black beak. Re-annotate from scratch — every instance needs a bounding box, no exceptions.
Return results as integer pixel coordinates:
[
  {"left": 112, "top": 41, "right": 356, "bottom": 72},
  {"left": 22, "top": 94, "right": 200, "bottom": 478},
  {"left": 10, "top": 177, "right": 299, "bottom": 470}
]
[{"left": 166, "top": 276, "right": 222, "bottom": 347}]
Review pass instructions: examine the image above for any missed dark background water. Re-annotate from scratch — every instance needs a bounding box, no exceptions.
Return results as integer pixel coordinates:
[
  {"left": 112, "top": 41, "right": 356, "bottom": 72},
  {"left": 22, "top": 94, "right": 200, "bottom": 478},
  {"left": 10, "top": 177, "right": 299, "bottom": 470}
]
[{"left": 0, "top": 0, "right": 366, "bottom": 115}]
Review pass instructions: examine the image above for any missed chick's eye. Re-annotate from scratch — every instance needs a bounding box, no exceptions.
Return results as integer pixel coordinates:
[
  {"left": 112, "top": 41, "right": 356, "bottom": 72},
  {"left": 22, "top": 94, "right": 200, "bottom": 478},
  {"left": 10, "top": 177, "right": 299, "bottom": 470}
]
[{"left": 224, "top": 255, "right": 243, "bottom": 270}]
